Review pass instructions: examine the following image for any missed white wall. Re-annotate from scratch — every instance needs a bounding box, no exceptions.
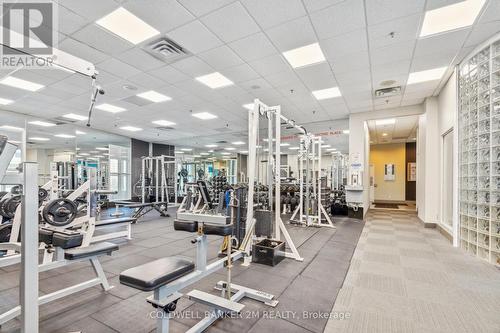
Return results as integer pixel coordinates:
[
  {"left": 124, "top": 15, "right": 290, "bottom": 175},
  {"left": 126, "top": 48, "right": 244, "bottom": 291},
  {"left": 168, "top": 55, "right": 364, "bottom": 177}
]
[{"left": 438, "top": 71, "right": 457, "bottom": 134}]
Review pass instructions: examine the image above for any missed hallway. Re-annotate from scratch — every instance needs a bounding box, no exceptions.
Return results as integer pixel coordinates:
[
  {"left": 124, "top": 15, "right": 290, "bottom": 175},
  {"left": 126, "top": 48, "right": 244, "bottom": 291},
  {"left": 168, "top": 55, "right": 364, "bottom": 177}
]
[{"left": 325, "top": 210, "right": 500, "bottom": 333}]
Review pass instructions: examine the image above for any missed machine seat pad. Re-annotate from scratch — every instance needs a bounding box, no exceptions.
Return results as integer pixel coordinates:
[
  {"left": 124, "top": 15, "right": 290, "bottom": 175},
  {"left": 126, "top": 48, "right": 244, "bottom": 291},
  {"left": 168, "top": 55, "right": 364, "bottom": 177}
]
[
  {"left": 64, "top": 241, "right": 118, "bottom": 260},
  {"left": 119, "top": 256, "right": 195, "bottom": 291},
  {"left": 96, "top": 217, "right": 136, "bottom": 226},
  {"left": 174, "top": 219, "right": 198, "bottom": 232},
  {"left": 203, "top": 223, "right": 233, "bottom": 236},
  {"left": 120, "top": 202, "right": 167, "bottom": 208}
]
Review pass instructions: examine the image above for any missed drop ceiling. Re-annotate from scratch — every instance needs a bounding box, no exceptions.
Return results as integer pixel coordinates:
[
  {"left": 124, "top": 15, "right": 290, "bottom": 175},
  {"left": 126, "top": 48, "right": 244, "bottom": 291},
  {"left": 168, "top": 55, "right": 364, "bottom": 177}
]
[
  {"left": 0, "top": 0, "right": 498, "bottom": 148},
  {"left": 367, "top": 115, "right": 419, "bottom": 144}
]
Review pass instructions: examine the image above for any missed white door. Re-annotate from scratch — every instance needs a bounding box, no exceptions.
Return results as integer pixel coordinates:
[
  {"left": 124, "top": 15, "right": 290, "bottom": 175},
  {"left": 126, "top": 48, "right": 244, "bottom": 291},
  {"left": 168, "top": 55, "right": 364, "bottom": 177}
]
[{"left": 370, "top": 164, "right": 375, "bottom": 203}]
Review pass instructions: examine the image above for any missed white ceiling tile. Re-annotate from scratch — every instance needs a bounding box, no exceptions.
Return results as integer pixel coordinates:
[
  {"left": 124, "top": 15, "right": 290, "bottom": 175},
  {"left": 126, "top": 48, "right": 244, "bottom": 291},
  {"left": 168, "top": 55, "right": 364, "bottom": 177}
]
[
  {"left": 229, "top": 32, "right": 277, "bottom": 62},
  {"left": 58, "top": 0, "right": 119, "bottom": 21},
  {"left": 57, "top": 5, "right": 88, "bottom": 35},
  {"left": 126, "top": 72, "right": 165, "bottom": 89},
  {"left": 366, "top": 0, "right": 425, "bottom": 26},
  {"left": 265, "top": 70, "right": 301, "bottom": 88},
  {"left": 328, "top": 50, "right": 370, "bottom": 74},
  {"left": 97, "top": 58, "right": 142, "bottom": 79},
  {"left": 465, "top": 20, "right": 500, "bottom": 48},
  {"left": 114, "top": 47, "right": 166, "bottom": 71},
  {"left": 265, "top": 16, "right": 317, "bottom": 51},
  {"left": 167, "top": 20, "right": 223, "bottom": 54},
  {"left": 241, "top": 0, "right": 306, "bottom": 29},
  {"left": 248, "top": 54, "right": 290, "bottom": 77},
  {"left": 123, "top": 0, "right": 194, "bottom": 33},
  {"left": 58, "top": 38, "right": 109, "bottom": 64},
  {"left": 302, "top": 0, "right": 345, "bottom": 13},
  {"left": 72, "top": 24, "right": 133, "bottom": 55},
  {"left": 310, "top": 0, "right": 366, "bottom": 39},
  {"left": 221, "top": 63, "right": 260, "bottom": 83},
  {"left": 321, "top": 28, "right": 368, "bottom": 59},
  {"left": 147, "top": 65, "right": 191, "bottom": 84},
  {"left": 371, "top": 60, "right": 411, "bottom": 84},
  {"left": 425, "top": 0, "right": 464, "bottom": 11},
  {"left": 201, "top": 2, "right": 260, "bottom": 43},
  {"left": 198, "top": 46, "right": 244, "bottom": 70},
  {"left": 177, "top": 0, "right": 236, "bottom": 16},
  {"left": 295, "top": 62, "right": 337, "bottom": 90},
  {"left": 334, "top": 69, "right": 372, "bottom": 86},
  {"left": 410, "top": 52, "right": 455, "bottom": 72},
  {"left": 413, "top": 29, "right": 469, "bottom": 58},
  {"left": 404, "top": 81, "right": 438, "bottom": 94},
  {"left": 170, "top": 56, "right": 213, "bottom": 77},
  {"left": 370, "top": 40, "right": 415, "bottom": 66},
  {"left": 478, "top": 0, "right": 500, "bottom": 24},
  {"left": 368, "top": 13, "right": 422, "bottom": 49},
  {"left": 97, "top": 69, "right": 121, "bottom": 86},
  {"left": 238, "top": 78, "right": 273, "bottom": 92}
]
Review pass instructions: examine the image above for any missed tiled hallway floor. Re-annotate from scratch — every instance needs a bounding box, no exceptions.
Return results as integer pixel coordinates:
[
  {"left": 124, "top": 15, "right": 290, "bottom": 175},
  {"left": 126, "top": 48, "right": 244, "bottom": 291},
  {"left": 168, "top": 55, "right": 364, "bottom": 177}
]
[{"left": 325, "top": 210, "right": 500, "bottom": 333}]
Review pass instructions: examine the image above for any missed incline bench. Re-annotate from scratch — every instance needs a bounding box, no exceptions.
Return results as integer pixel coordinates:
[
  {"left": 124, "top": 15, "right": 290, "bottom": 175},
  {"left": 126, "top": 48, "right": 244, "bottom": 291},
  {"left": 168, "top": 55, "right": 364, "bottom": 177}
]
[
  {"left": 0, "top": 238, "right": 118, "bottom": 325},
  {"left": 119, "top": 218, "right": 278, "bottom": 333},
  {"left": 112, "top": 200, "right": 169, "bottom": 220}
]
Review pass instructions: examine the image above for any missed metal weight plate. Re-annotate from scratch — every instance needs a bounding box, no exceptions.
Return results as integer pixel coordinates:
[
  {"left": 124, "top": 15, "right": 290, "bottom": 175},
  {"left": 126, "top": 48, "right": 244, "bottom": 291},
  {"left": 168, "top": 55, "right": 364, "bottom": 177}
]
[
  {"left": 38, "top": 187, "right": 49, "bottom": 202},
  {"left": 10, "top": 185, "right": 22, "bottom": 195},
  {"left": 0, "top": 196, "right": 21, "bottom": 219},
  {"left": 42, "top": 198, "right": 78, "bottom": 227},
  {"left": 0, "top": 223, "right": 13, "bottom": 243},
  {"left": 0, "top": 191, "right": 7, "bottom": 200}
]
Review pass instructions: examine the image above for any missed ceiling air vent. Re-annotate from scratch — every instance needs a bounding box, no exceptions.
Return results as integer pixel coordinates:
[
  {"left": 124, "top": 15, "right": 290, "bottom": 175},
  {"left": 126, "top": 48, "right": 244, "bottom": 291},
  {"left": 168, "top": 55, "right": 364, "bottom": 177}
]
[
  {"left": 374, "top": 86, "right": 401, "bottom": 98},
  {"left": 142, "top": 37, "right": 191, "bottom": 64}
]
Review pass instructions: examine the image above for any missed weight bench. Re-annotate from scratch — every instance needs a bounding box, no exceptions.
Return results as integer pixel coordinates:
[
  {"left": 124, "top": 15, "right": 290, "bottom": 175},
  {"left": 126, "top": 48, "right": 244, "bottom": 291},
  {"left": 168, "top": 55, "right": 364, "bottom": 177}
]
[
  {"left": 0, "top": 241, "right": 118, "bottom": 325},
  {"left": 119, "top": 219, "right": 278, "bottom": 333},
  {"left": 113, "top": 201, "right": 169, "bottom": 220}
]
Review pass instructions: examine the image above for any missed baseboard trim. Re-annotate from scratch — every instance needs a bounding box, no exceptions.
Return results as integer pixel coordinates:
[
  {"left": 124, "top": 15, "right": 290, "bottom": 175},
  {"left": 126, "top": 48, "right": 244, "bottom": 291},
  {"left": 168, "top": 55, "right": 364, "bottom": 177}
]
[
  {"left": 417, "top": 217, "right": 437, "bottom": 228},
  {"left": 436, "top": 224, "right": 453, "bottom": 243}
]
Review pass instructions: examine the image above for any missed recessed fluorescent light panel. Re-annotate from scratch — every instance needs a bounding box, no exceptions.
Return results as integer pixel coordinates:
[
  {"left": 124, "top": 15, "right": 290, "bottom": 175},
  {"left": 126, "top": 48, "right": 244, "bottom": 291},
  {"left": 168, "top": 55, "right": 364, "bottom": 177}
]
[
  {"left": 175, "top": 151, "right": 184, "bottom": 154},
  {"left": 205, "top": 144, "right": 218, "bottom": 148},
  {"left": 96, "top": 147, "right": 108, "bottom": 151},
  {"left": 63, "top": 113, "right": 87, "bottom": 121},
  {"left": 282, "top": 43, "right": 326, "bottom": 68},
  {"left": 192, "top": 112, "right": 217, "bottom": 120},
  {"left": 29, "top": 137, "right": 50, "bottom": 141},
  {"left": 0, "top": 97, "right": 14, "bottom": 105},
  {"left": 225, "top": 147, "right": 236, "bottom": 151},
  {"left": 0, "top": 76, "right": 44, "bottom": 91},
  {"left": 96, "top": 7, "right": 159, "bottom": 44},
  {"left": 29, "top": 120, "right": 56, "bottom": 127},
  {"left": 180, "top": 148, "right": 192, "bottom": 151},
  {"left": 240, "top": 151, "right": 248, "bottom": 154},
  {"left": 152, "top": 120, "right": 176, "bottom": 126},
  {"left": 289, "top": 147, "right": 300, "bottom": 150},
  {"left": 54, "top": 134, "right": 75, "bottom": 138},
  {"left": 420, "top": 0, "right": 486, "bottom": 37},
  {"left": 242, "top": 104, "right": 254, "bottom": 110},
  {"left": 232, "top": 141, "right": 245, "bottom": 145},
  {"left": 195, "top": 72, "right": 233, "bottom": 89},
  {"left": 120, "top": 126, "right": 142, "bottom": 132},
  {"left": 137, "top": 90, "right": 171, "bottom": 103},
  {"left": 312, "top": 87, "right": 341, "bottom": 100},
  {"left": 343, "top": 130, "right": 350, "bottom": 134},
  {"left": 407, "top": 67, "right": 447, "bottom": 85},
  {"left": 376, "top": 118, "right": 396, "bottom": 126},
  {"left": 95, "top": 103, "right": 126, "bottom": 113},
  {"left": 75, "top": 130, "right": 86, "bottom": 135},
  {"left": 280, "top": 143, "right": 290, "bottom": 146}
]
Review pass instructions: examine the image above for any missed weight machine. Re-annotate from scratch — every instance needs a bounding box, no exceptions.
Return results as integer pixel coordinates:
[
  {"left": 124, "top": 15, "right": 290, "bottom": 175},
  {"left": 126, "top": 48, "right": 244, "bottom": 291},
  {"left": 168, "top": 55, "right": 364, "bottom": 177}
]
[
  {"left": 243, "top": 99, "right": 304, "bottom": 262},
  {"left": 290, "top": 134, "right": 335, "bottom": 228}
]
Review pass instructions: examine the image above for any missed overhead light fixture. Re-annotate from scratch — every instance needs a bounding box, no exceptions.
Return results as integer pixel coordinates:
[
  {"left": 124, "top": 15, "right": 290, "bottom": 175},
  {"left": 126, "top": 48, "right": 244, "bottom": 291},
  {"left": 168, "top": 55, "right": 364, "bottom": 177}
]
[
  {"left": 240, "top": 150, "right": 248, "bottom": 154},
  {"left": 152, "top": 120, "right": 176, "bottom": 126},
  {"left": 54, "top": 134, "right": 76, "bottom": 138},
  {"left": 0, "top": 76, "right": 44, "bottom": 91},
  {"left": 280, "top": 143, "right": 290, "bottom": 146},
  {"left": 200, "top": 152, "right": 210, "bottom": 156},
  {"left": 75, "top": 130, "right": 86, "bottom": 135},
  {"left": 232, "top": 141, "right": 245, "bottom": 145},
  {"left": 192, "top": 112, "right": 217, "bottom": 120},
  {"left": 96, "top": 7, "right": 159, "bottom": 44},
  {"left": 80, "top": 153, "right": 90, "bottom": 156},
  {"left": 94, "top": 155, "right": 105, "bottom": 158},
  {"left": 242, "top": 103, "right": 254, "bottom": 110},
  {"left": 407, "top": 67, "right": 447, "bottom": 85},
  {"left": 412, "top": 137, "right": 417, "bottom": 140},
  {"left": 0, "top": 125, "right": 23, "bottom": 131},
  {"left": 29, "top": 120, "right": 56, "bottom": 127},
  {"left": 120, "top": 126, "right": 142, "bottom": 132},
  {"left": 29, "top": 137, "right": 50, "bottom": 141},
  {"left": 96, "top": 147, "right": 108, "bottom": 151},
  {"left": 289, "top": 147, "right": 300, "bottom": 150},
  {"left": 193, "top": 155, "right": 201, "bottom": 158},
  {"left": 343, "top": 129, "right": 350, "bottom": 134},
  {"left": 205, "top": 144, "right": 218, "bottom": 148},
  {"left": 221, "top": 152, "right": 231, "bottom": 155},
  {"left": 225, "top": 147, "right": 236, "bottom": 151},
  {"left": 137, "top": 90, "right": 171, "bottom": 103},
  {"left": 208, "top": 150, "right": 215, "bottom": 153},
  {"left": 420, "top": 0, "right": 486, "bottom": 37},
  {"left": 322, "top": 144, "right": 331, "bottom": 148},
  {"left": 195, "top": 72, "right": 234, "bottom": 89},
  {"left": 375, "top": 118, "right": 396, "bottom": 126},
  {"left": 382, "top": 133, "right": 388, "bottom": 137},
  {"left": 181, "top": 148, "right": 192, "bottom": 151},
  {"left": 282, "top": 43, "right": 325, "bottom": 68},
  {"left": 90, "top": 151, "right": 99, "bottom": 153},
  {"left": 312, "top": 87, "right": 341, "bottom": 100},
  {"left": 327, "top": 148, "right": 337, "bottom": 151},
  {"left": 0, "top": 97, "right": 14, "bottom": 105},
  {"left": 63, "top": 113, "right": 87, "bottom": 121},
  {"left": 175, "top": 151, "right": 184, "bottom": 154},
  {"left": 95, "top": 103, "right": 126, "bottom": 113}
]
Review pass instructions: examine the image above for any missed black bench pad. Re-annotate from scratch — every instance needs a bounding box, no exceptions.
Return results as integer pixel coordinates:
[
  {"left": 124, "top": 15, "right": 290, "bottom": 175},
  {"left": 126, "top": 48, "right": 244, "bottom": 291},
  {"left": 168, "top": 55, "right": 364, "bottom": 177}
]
[
  {"left": 204, "top": 224, "right": 233, "bottom": 236},
  {"left": 64, "top": 241, "right": 118, "bottom": 260},
  {"left": 174, "top": 219, "right": 198, "bottom": 232},
  {"left": 119, "top": 257, "right": 195, "bottom": 291},
  {"left": 118, "top": 202, "right": 167, "bottom": 208},
  {"left": 96, "top": 217, "right": 136, "bottom": 226}
]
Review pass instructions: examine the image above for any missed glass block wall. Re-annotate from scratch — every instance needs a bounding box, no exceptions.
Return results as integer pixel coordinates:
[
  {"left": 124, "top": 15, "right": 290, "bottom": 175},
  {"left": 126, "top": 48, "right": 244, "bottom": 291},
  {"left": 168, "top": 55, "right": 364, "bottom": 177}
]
[{"left": 458, "top": 35, "right": 500, "bottom": 266}]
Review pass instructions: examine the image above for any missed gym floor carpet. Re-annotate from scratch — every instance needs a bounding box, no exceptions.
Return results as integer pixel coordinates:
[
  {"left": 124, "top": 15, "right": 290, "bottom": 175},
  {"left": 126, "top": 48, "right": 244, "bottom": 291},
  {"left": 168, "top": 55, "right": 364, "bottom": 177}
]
[{"left": 0, "top": 214, "right": 363, "bottom": 333}]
